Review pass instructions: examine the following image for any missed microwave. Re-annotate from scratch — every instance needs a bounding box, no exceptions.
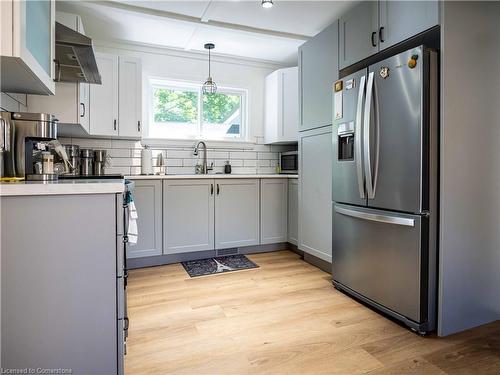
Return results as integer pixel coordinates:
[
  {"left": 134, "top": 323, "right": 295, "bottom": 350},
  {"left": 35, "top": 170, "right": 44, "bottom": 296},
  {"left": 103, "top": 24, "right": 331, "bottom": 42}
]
[{"left": 279, "top": 151, "right": 298, "bottom": 174}]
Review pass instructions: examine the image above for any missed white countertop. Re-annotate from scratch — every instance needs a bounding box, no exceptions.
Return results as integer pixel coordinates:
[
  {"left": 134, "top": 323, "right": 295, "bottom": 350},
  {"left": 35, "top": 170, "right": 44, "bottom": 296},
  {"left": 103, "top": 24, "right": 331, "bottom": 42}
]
[
  {"left": 126, "top": 174, "right": 298, "bottom": 180},
  {"left": 0, "top": 179, "right": 125, "bottom": 197}
]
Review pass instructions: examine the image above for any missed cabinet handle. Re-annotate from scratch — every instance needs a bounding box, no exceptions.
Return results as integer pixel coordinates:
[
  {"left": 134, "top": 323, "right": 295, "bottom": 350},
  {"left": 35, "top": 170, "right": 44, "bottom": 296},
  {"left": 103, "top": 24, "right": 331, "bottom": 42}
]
[
  {"left": 216, "top": 184, "right": 220, "bottom": 195},
  {"left": 80, "top": 103, "right": 85, "bottom": 118},
  {"left": 371, "top": 31, "right": 377, "bottom": 47},
  {"left": 137, "top": 121, "right": 141, "bottom": 132},
  {"left": 210, "top": 183, "right": 214, "bottom": 195},
  {"left": 113, "top": 119, "right": 117, "bottom": 131},
  {"left": 379, "top": 27, "right": 385, "bottom": 43}
]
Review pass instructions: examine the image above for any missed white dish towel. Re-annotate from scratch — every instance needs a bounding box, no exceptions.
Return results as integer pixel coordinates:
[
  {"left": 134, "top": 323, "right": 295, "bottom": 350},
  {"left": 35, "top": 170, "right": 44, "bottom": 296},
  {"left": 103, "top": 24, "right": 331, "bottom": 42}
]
[{"left": 128, "top": 201, "right": 139, "bottom": 245}]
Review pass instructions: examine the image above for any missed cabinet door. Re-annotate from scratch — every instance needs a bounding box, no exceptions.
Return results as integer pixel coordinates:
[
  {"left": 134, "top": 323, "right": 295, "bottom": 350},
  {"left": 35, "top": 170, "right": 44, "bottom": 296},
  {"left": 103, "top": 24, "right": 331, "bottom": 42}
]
[
  {"left": 288, "top": 178, "right": 299, "bottom": 245},
  {"left": 127, "top": 180, "right": 162, "bottom": 259},
  {"left": 1, "top": 0, "right": 55, "bottom": 94},
  {"left": 118, "top": 56, "right": 142, "bottom": 138},
  {"left": 260, "top": 179, "right": 288, "bottom": 244},
  {"left": 299, "top": 21, "right": 338, "bottom": 131},
  {"left": 215, "top": 179, "right": 259, "bottom": 249},
  {"left": 264, "top": 70, "right": 279, "bottom": 144},
  {"left": 299, "top": 126, "right": 333, "bottom": 262},
  {"left": 379, "top": 0, "right": 439, "bottom": 51},
  {"left": 90, "top": 53, "right": 119, "bottom": 136},
  {"left": 78, "top": 82, "right": 90, "bottom": 132},
  {"left": 163, "top": 179, "right": 214, "bottom": 254},
  {"left": 281, "top": 67, "right": 299, "bottom": 142},
  {"left": 339, "top": 1, "right": 378, "bottom": 70}
]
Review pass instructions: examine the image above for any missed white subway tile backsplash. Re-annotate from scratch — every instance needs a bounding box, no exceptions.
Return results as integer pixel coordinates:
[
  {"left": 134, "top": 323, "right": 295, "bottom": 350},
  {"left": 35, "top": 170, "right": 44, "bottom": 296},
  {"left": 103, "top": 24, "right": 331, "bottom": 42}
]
[
  {"left": 243, "top": 159, "right": 257, "bottom": 167},
  {"left": 63, "top": 137, "right": 295, "bottom": 176},
  {"left": 108, "top": 148, "right": 131, "bottom": 158},
  {"left": 258, "top": 152, "right": 279, "bottom": 160},
  {"left": 167, "top": 149, "right": 195, "bottom": 159},
  {"left": 229, "top": 151, "right": 257, "bottom": 160}
]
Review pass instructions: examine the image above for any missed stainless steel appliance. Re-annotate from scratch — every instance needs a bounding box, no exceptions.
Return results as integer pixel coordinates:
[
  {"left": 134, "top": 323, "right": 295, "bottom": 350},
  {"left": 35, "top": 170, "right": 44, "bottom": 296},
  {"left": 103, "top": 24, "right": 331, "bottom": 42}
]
[
  {"left": 61, "top": 144, "right": 80, "bottom": 175},
  {"left": 332, "top": 46, "right": 438, "bottom": 334},
  {"left": 93, "top": 149, "right": 108, "bottom": 175},
  {"left": 80, "top": 148, "right": 94, "bottom": 176},
  {"left": 54, "top": 22, "right": 101, "bottom": 84},
  {"left": 0, "top": 112, "right": 58, "bottom": 180},
  {"left": 279, "top": 151, "right": 298, "bottom": 174}
]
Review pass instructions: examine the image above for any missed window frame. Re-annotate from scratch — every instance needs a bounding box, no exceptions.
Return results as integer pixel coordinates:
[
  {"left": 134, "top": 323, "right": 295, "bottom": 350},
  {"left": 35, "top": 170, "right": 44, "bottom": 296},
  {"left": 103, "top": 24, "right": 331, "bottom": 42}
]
[{"left": 147, "top": 78, "right": 248, "bottom": 142}]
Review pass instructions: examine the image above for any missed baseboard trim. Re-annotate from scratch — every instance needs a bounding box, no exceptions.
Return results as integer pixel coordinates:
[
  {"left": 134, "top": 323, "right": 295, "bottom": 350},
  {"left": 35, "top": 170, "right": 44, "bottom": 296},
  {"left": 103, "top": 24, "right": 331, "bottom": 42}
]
[
  {"left": 127, "top": 242, "right": 291, "bottom": 269},
  {"left": 303, "top": 252, "right": 332, "bottom": 274}
]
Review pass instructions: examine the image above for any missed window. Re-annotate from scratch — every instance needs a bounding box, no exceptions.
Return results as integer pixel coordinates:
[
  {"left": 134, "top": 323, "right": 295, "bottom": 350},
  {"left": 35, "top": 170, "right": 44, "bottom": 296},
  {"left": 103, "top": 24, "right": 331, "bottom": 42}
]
[{"left": 148, "top": 79, "right": 246, "bottom": 140}]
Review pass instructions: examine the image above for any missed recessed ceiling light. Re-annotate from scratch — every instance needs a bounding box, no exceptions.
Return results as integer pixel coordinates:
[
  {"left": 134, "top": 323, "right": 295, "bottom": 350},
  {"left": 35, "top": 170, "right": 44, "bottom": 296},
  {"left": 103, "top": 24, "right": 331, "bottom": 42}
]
[{"left": 261, "top": 0, "right": 273, "bottom": 9}]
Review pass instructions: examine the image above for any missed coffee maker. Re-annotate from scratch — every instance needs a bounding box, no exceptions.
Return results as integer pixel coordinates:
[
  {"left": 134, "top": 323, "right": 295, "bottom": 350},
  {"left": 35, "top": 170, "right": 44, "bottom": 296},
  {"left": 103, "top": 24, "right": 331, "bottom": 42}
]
[{"left": 0, "top": 112, "right": 58, "bottom": 181}]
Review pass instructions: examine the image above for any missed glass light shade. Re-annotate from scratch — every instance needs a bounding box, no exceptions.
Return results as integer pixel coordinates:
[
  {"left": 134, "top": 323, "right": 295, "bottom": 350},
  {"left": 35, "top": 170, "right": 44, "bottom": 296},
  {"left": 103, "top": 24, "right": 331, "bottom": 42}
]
[
  {"left": 261, "top": 0, "right": 273, "bottom": 8},
  {"left": 202, "top": 76, "right": 217, "bottom": 94}
]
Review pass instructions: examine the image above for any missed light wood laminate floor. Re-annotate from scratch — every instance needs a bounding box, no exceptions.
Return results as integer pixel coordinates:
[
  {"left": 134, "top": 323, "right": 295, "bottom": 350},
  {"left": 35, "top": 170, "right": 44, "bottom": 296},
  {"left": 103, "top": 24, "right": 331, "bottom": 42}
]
[{"left": 125, "top": 250, "right": 500, "bottom": 375}]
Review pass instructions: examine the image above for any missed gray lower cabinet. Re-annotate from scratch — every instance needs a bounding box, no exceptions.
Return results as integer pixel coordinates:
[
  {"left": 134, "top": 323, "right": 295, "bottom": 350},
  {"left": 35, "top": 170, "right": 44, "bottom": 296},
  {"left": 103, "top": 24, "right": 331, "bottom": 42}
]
[
  {"left": 1, "top": 194, "right": 120, "bottom": 373},
  {"left": 299, "top": 126, "right": 333, "bottom": 262},
  {"left": 299, "top": 20, "right": 339, "bottom": 131},
  {"left": 288, "top": 178, "right": 299, "bottom": 245},
  {"left": 163, "top": 179, "right": 215, "bottom": 253},
  {"left": 215, "top": 179, "right": 260, "bottom": 249},
  {"left": 127, "top": 179, "right": 163, "bottom": 258},
  {"left": 260, "top": 178, "right": 288, "bottom": 244}
]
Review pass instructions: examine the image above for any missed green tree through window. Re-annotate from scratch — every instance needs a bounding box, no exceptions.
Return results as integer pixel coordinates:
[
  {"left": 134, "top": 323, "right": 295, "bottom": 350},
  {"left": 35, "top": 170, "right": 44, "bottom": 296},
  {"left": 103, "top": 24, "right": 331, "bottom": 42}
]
[
  {"left": 203, "top": 93, "right": 240, "bottom": 124},
  {"left": 154, "top": 88, "right": 198, "bottom": 123}
]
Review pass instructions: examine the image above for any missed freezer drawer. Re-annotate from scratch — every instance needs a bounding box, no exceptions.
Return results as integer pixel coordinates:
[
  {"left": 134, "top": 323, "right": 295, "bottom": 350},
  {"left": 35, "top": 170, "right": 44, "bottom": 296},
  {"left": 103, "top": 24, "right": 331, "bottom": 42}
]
[{"left": 332, "top": 204, "right": 427, "bottom": 323}]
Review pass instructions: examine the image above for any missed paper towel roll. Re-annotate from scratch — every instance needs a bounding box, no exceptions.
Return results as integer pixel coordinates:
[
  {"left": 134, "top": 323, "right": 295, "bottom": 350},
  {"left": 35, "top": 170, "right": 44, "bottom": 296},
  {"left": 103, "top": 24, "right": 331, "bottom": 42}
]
[{"left": 141, "top": 146, "right": 153, "bottom": 175}]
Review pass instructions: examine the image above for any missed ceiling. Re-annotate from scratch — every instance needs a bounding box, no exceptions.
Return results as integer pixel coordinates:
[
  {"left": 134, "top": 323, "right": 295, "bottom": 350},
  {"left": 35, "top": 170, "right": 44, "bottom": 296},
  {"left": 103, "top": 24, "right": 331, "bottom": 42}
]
[{"left": 57, "top": 1, "right": 357, "bottom": 64}]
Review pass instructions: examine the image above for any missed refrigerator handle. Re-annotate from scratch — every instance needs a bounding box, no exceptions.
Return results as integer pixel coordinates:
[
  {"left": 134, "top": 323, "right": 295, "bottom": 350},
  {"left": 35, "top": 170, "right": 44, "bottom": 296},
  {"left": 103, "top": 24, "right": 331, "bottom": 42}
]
[
  {"left": 334, "top": 205, "right": 415, "bottom": 227},
  {"left": 363, "top": 72, "right": 376, "bottom": 199},
  {"left": 355, "top": 75, "right": 366, "bottom": 199}
]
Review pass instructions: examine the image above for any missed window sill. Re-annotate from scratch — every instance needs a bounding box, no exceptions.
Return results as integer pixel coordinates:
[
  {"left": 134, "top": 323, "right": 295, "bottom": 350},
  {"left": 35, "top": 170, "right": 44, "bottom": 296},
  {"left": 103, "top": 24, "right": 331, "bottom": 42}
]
[{"left": 142, "top": 137, "right": 258, "bottom": 149}]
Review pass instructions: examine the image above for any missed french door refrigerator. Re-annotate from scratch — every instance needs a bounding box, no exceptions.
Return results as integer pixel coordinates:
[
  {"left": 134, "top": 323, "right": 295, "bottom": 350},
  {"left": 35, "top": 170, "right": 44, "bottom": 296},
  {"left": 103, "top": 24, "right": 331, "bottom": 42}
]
[{"left": 332, "top": 46, "right": 438, "bottom": 334}]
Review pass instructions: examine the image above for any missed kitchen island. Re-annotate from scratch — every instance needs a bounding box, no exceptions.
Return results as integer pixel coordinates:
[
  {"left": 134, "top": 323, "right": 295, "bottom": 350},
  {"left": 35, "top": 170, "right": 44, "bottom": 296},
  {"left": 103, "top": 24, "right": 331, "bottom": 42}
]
[{"left": 0, "top": 179, "right": 126, "bottom": 374}]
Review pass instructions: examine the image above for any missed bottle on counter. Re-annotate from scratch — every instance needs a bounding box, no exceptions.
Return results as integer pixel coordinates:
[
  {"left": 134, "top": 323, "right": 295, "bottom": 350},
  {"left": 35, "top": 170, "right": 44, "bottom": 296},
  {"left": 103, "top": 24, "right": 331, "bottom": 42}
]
[{"left": 224, "top": 160, "right": 232, "bottom": 174}]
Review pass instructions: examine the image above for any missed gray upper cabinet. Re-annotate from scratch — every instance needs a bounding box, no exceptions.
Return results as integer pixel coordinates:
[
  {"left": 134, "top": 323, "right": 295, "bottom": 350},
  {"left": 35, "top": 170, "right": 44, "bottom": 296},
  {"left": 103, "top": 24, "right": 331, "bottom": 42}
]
[
  {"left": 163, "top": 179, "right": 214, "bottom": 254},
  {"left": 339, "top": 1, "right": 439, "bottom": 70},
  {"left": 339, "top": 1, "right": 379, "bottom": 70},
  {"left": 288, "top": 178, "right": 299, "bottom": 246},
  {"left": 215, "top": 179, "right": 260, "bottom": 249},
  {"left": 298, "top": 21, "right": 339, "bottom": 131},
  {"left": 299, "top": 126, "right": 333, "bottom": 263},
  {"left": 260, "top": 179, "right": 288, "bottom": 244},
  {"left": 378, "top": 0, "right": 439, "bottom": 51},
  {"left": 127, "top": 179, "right": 163, "bottom": 259}
]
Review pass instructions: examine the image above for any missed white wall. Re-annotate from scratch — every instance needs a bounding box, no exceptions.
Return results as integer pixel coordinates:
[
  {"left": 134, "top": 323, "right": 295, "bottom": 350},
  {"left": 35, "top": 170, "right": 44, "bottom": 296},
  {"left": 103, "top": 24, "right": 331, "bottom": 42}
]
[
  {"left": 438, "top": 1, "right": 500, "bottom": 336},
  {"left": 93, "top": 40, "right": 284, "bottom": 144}
]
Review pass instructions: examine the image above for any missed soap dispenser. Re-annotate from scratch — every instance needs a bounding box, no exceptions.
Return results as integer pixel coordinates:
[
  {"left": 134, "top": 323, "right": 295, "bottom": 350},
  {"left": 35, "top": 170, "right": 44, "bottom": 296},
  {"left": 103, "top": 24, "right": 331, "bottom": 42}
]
[{"left": 224, "top": 160, "right": 232, "bottom": 174}]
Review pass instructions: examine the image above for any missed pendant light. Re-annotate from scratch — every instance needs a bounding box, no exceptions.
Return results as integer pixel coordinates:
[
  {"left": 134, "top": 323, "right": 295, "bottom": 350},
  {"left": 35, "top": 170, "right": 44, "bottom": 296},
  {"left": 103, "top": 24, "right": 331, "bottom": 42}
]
[
  {"left": 202, "top": 43, "right": 217, "bottom": 94},
  {"left": 261, "top": 0, "right": 273, "bottom": 8}
]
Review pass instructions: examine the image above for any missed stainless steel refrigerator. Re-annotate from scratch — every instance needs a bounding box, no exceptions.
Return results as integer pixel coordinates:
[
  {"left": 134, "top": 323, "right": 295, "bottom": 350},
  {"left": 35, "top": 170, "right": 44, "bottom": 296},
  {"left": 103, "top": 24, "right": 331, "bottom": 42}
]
[{"left": 332, "top": 45, "right": 438, "bottom": 334}]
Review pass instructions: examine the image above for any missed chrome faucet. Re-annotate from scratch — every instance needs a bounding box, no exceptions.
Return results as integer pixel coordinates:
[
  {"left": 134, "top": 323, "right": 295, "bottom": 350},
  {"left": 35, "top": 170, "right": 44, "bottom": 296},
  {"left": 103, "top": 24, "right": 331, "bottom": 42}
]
[{"left": 193, "top": 141, "right": 213, "bottom": 174}]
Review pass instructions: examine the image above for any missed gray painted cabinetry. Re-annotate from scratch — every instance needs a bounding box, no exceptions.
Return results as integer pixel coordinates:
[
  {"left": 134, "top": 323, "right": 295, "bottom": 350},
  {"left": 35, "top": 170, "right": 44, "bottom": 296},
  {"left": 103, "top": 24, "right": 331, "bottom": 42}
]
[
  {"left": 127, "top": 179, "right": 163, "bottom": 258},
  {"left": 287, "top": 178, "right": 299, "bottom": 245},
  {"left": 163, "top": 179, "right": 215, "bottom": 253},
  {"left": 298, "top": 21, "right": 339, "bottom": 131},
  {"left": 299, "top": 126, "right": 333, "bottom": 263},
  {"left": 339, "top": 0, "right": 439, "bottom": 69},
  {"left": 260, "top": 179, "right": 288, "bottom": 244},
  {"left": 1, "top": 193, "right": 123, "bottom": 373},
  {"left": 215, "top": 179, "right": 260, "bottom": 249}
]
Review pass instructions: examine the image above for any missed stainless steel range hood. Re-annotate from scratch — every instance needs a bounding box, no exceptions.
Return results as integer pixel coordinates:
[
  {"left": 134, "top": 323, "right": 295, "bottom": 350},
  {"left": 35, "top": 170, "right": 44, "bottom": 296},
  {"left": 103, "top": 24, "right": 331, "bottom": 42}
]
[{"left": 55, "top": 22, "right": 102, "bottom": 84}]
